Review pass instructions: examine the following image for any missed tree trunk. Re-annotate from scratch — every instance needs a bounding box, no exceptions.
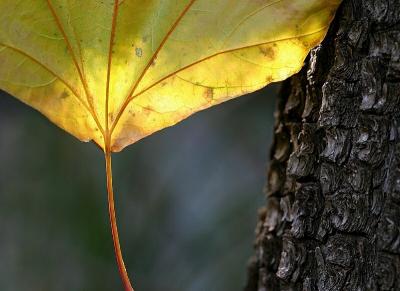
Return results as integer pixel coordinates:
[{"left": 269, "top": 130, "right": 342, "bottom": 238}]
[{"left": 245, "top": 0, "right": 400, "bottom": 290}]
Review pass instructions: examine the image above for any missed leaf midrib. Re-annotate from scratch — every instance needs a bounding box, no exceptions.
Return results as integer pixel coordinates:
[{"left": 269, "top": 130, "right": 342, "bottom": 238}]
[{"left": 105, "top": 0, "right": 120, "bottom": 146}]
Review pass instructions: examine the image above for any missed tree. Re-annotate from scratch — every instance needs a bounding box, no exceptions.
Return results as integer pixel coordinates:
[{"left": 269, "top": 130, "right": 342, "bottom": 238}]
[{"left": 245, "top": 0, "right": 400, "bottom": 290}]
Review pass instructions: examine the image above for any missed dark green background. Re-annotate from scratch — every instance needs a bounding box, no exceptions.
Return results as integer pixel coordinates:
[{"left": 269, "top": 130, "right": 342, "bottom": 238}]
[{"left": 0, "top": 85, "right": 277, "bottom": 291}]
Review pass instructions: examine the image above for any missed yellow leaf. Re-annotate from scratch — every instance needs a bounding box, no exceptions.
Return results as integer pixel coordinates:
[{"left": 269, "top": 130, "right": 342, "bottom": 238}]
[
  {"left": 0, "top": 0, "right": 341, "bottom": 152},
  {"left": 0, "top": 1, "right": 342, "bottom": 289}
]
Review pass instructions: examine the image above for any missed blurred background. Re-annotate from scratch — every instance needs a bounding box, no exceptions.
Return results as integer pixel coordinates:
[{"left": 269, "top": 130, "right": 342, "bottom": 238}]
[{"left": 0, "top": 84, "right": 278, "bottom": 291}]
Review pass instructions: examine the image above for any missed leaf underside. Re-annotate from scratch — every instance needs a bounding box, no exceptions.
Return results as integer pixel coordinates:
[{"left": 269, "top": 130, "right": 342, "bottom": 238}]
[{"left": 0, "top": 0, "right": 341, "bottom": 152}]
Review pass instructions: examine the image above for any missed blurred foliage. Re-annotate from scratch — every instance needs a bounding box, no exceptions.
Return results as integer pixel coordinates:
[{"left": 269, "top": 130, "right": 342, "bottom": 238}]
[{"left": 0, "top": 84, "right": 278, "bottom": 291}]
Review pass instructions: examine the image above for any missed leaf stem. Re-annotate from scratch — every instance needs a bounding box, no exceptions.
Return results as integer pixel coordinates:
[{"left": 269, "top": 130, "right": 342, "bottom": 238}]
[{"left": 105, "top": 150, "right": 134, "bottom": 291}]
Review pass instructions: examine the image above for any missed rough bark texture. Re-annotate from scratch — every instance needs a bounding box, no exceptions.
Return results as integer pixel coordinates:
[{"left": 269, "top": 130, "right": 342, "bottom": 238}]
[{"left": 245, "top": 0, "right": 400, "bottom": 290}]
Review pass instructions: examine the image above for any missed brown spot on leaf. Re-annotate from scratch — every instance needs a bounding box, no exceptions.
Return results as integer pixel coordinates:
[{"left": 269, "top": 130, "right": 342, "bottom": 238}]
[
  {"left": 204, "top": 88, "right": 214, "bottom": 101},
  {"left": 265, "top": 75, "right": 273, "bottom": 83},
  {"left": 60, "top": 91, "right": 69, "bottom": 99},
  {"left": 259, "top": 46, "right": 275, "bottom": 60}
]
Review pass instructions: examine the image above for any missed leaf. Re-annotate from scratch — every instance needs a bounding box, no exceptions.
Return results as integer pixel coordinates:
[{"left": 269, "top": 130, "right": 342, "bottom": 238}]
[
  {"left": 0, "top": 1, "right": 342, "bottom": 290},
  {"left": 0, "top": 0, "right": 341, "bottom": 152}
]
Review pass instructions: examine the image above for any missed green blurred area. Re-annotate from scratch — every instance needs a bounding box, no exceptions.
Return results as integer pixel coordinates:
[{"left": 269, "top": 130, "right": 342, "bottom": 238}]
[{"left": 0, "top": 85, "right": 278, "bottom": 291}]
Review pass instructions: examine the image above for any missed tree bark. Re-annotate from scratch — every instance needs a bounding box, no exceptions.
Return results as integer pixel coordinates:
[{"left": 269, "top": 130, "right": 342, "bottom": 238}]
[{"left": 245, "top": 0, "right": 400, "bottom": 290}]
